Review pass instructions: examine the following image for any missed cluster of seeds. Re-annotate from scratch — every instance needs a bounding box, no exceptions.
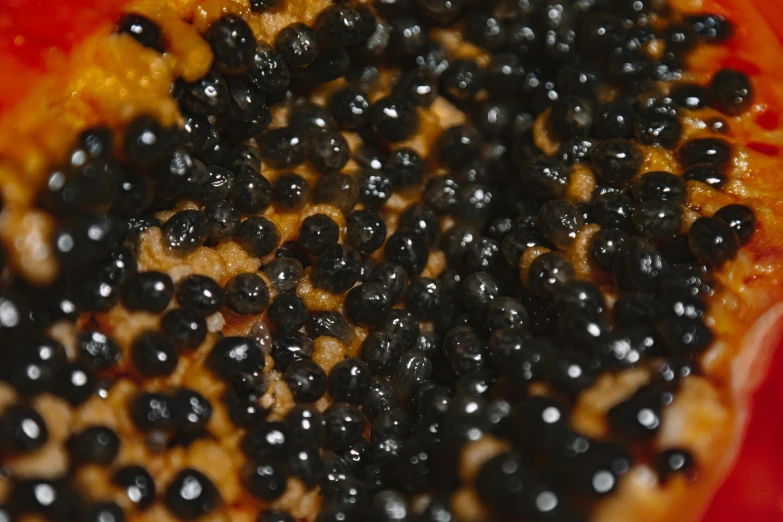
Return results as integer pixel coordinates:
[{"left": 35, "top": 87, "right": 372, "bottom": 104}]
[{"left": 0, "top": 0, "right": 760, "bottom": 521}]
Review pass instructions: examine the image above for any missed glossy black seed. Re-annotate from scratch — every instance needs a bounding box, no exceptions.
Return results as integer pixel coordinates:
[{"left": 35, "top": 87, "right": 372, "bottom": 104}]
[
  {"left": 131, "top": 331, "right": 178, "bottom": 377},
  {"left": 386, "top": 16, "right": 427, "bottom": 56},
  {"left": 306, "top": 311, "right": 354, "bottom": 345},
  {"left": 592, "top": 193, "right": 634, "bottom": 231},
  {"left": 241, "top": 421, "right": 289, "bottom": 461},
  {"left": 547, "top": 96, "right": 592, "bottom": 140},
  {"left": 271, "top": 332, "right": 314, "bottom": 371},
  {"left": 225, "top": 174, "right": 270, "bottom": 217},
  {"left": 383, "top": 148, "right": 422, "bottom": 191},
  {"left": 460, "top": 271, "right": 497, "bottom": 313},
  {"left": 275, "top": 23, "right": 320, "bottom": 67},
  {"left": 129, "top": 392, "right": 175, "bottom": 431},
  {"left": 528, "top": 251, "right": 575, "bottom": 298},
  {"left": 117, "top": 14, "right": 165, "bottom": 52},
  {"left": 263, "top": 258, "right": 304, "bottom": 293},
  {"left": 688, "top": 216, "right": 740, "bottom": 267},
  {"left": 488, "top": 327, "right": 533, "bottom": 369},
  {"left": 682, "top": 164, "right": 726, "bottom": 189},
  {"left": 176, "top": 275, "right": 224, "bottom": 316},
  {"left": 162, "top": 210, "right": 208, "bottom": 254},
  {"left": 53, "top": 362, "right": 96, "bottom": 406},
  {"left": 328, "top": 87, "right": 371, "bottom": 130},
  {"left": 679, "top": 138, "right": 733, "bottom": 173},
  {"left": 203, "top": 201, "right": 240, "bottom": 243},
  {"left": 608, "top": 384, "right": 673, "bottom": 441},
  {"left": 390, "top": 351, "right": 432, "bottom": 400},
  {"left": 632, "top": 171, "right": 687, "bottom": 204},
  {"left": 284, "top": 360, "right": 327, "bottom": 403},
  {"left": 205, "top": 15, "right": 255, "bottom": 74},
  {"left": 440, "top": 59, "right": 482, "bottom": 102},
  {"left": 324, "top": 403, "right": 366, "bottom": 451},
  {"left": 328, "top": 358, "right": 372, "bottom": 405},
  {"left": 77, "top": 330, "right": 121, "bottom": 370},
  {"left": 297, "top": 214, "right": 338, "bottom": 257},
  {"left": 235, "top": 216, "right": 280, "bottom": 258},
  {"left": 164, "top": 469, "right": 220, "bottom": 521},
  {"left": 714, "top": 204, "right": 755, "bottom": 245},
  {"left": 344, "top": 283, "right": 392, "bottom": 327},
  {"left": 7, "top": 336, "right": 67, "bottom": 397},
  {"left": 521, "top": 156, "right": 570, "bottom": 200},
  {"left": 224, "top": 273, "right": 270, "bottom": 316},
  {"left": 593, "top": 99, "right": 637, "bottom": 139},
  {"left": 83, "top": 501, "right": 126, "bottom": 522},
  {"left": 315, "top": 4, "right": 365, "bottom": 48},
  {"left": 308, "top": 131, "right": 350, "bottom": 173},
  {"left": 344, "top": 209, "right": 386, "bottom": 255},
  {"left": 362, "top": 377, "right": 398, "bottom": 421},
  {"left": 268, "top": 292, "right": 308, "bottom": 332},
  {"left": 0, "top": 405, "right": 48, "bottom": 454},
  {"left": 671, "top": 83, "right": 714, "bottom": 111},
  {"left": 655, "top": 448, "right": 697, "bottom": 483},
  {"left": 390, "top": 71, "right": 436, "bottom": 110},
  {"left": 614, "top": 239, "right": 668, "bottom": 293},
  {"left": 437, "top": 125, "right": 480, "bottom": 169},
  {"left": 207, "top": 336, "right": 264, "bottom": 380},
  {"left": 120, "top": 270, "right": 173, "bottom": 313},
  {"left": 250, "top": 43, "right": 291, "bottom": 93},
  {"left": 160, "top": 304, "right": 205, "bottom": 350},
  {"left": 123, "top": 116, "right": 169, "bottom": 166},
  {"left": 378, "top": 310, "right": 419, "bottom": 353},
  {"left": 612, "top": 294, "right": 653, "bottom": 329},
  {"left": 244, "top": 461, "right": 288, "bottom": 501},
  {"left": 384, "top": 231, "right": 428, "bottom": 278},
  {"left": 482, "top": 297, "right": 527, "bottom": 332},
  {"left": 371, "top": 96, "right": 420, "bottom": 142},
  {"left": 172, "top": 389, "right": 212, "bottom": 433},
  {"left": 632, "top": 200, "right": 683, "bottom": 241},
  {"left": 475, "top": 451, "right": 536, "bottom": 519},
  {"left": 712, "top": 68, "right": 754, "bottom": 116},
  {"left": 285, "top": 405, "right": 325, "bottom": 448},
  {"left": 537, "top": 199, "right": 585, "bottom": 250},
  {"left": 178, "top": 71, "right": 232, "bottom": 116},
  {"left": 397, "top": 205, "right": 437, "bottom": 250},
  {"left": 111, "top": 466, "right": 156, "bottom": 510},
  {"left": 258, "top": 127, "right": 307, "bottom": 169},
  {"left": 311, "top": 244, "right": 362, "bottom": 294},
  {"left": 355, "top": 169, "right": 393, "bottom": 208},
  {"left": 442, "top": 326, "right": 487, "bottom": 376},
  {"left": 361, "top": 330, "right": 404, "bottom": 375},
  {"left": 313, "top": 172, "right": 360, "bottom": 214},
  {"left": 607, "top": 48, "right": 653, "bottom": 85},
  {"left": 634, "top": 109, "right": 683, "bottom": 149},
  {"left": 686, "top": 14, "right": 733, "bottom": 43},
  {"left": 592, "top": 139, "right": 643, "bottom": 188}
]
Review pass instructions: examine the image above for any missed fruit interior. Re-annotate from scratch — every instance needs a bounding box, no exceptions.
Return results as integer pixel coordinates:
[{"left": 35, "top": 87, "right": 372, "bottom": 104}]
[{"left": 1, "top": 0, "right": 783, "bottom": 521}]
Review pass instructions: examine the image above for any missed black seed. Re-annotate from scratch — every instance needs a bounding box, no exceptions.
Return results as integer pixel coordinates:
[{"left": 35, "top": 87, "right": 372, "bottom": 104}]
[
  {"left": 363, "top": 377, "right": 398, "bottom": 421},
  {"left": 236, "top": 216, "right": 280, "bottom": 258},
  {"left": 608, "top": 384, "right": 673, "bottom": 441},
  {"left": 117, "top": 14, "right": 165, "bottom": 52},
  {"left": 77, "top": 330, "right": 121, "bottom": 370},
  {"left": 164, "top": 469, "right": 220, "bottom": 521},
  {"left": 685, "top": 14, "right": 733, "bottom": 43},
  {"left": 312, "top": 172, "right": 360, "bottom": 214},
  {"left": 129, "top": 392, "right": 175, "bottom": 431},
  {"left": 311, "top": 244, "right": 362, "bottom": 294},
  {"left": 593, "top": 99, "right": 637, "bottom": 139},
  {"left": 324, "top": 403, "right": 366, "bottom": 451},
  {"left": 121, "top": 270, "right": 173, "bottom": 313},
  {"left": 344, "top": 283, "right": 392, "bottom": 326},
  {"left": 68, "top": 425, "right": 119, "bottom": 467},
  {"left": 275, "top": 23, "right": 320, "bottom": 67},
  {"left": 528, "top": 252, "right": 575, "bottom": 298},
  {"left": 437, "top": 125, "right": 481, "bottom": 169},
  {"left": 7, "top": 336, "right": 67, "bottom": 397},
  {"left": 131, "top": 331, "right": 178, "bottom": 377},
  {"left": 440, "top": 59, "right": 483, "bottom": 102},
  {"left": 284, "top": 360, "right": 327, "bottom": 403},
  {"left": 206, "top": 14, "right": 256, "bottom": 74},
  {"left": 655, "top": 448, "right": 697, "bottom": 483},
  {"left": 614, "top": 239, "right": 668, "bottom": 293},
  {"left": 328, "top": 87, "right": 371, "bottom": 130},
  {"left": 297, "top": 214, "right": 338, "bottom": 257},
  {"left": 521, "top": 156, "right": 570, "bottom": 200},
  {"left": 123, "top": 116, "right": 169, "bottom": 167},
  {"left": 379, "top": 309, "right": 420, "bottom": 352},
  {"left": 207, "top": 336, "right": 264, "bottom": 380},
  {"left": 679, "top": 138, "right": 733, "bottom": 172},
  {"left": 328, "top": 358, "right": 372, "bottom": 405},
  {"left": 384, "top": 231, "right": 429, "bottom": 277},
  {"left": 688, "top": 216, "right": 740, "bottom": 267},
  {"left": 591, "top": 139, "right": 643, "bottom": 188},
  {"left": 345, "top": 209, "right": 386, "bottom": 254},
  {"left": 0, "top": 404, "right": 48, "bottom": 454},
  {"left": 176, "top": 275, "right": 224, "bottom": 316},
  {"left": 161, "top": 307, "right": 207, "bottom": 350},
  {"left": 371, "top": 96, "right": 420, "bottom": 142},
  {"left": 315, "top": 5, "right": 366, "bottom": 48},
  {"left": 271, "top": 331, "right": 314, "bottom": 371},
  {"left": 244, "top": 461, "right": 288, "bottom": 501},
  {"left": 172, "top": 389, "right": 212, "bottom": 433},
  {"left": 361, "top": 329, "right": 404, "bottom": 375},
  {"left": 226, "top": 173, "right": 271, "bottom": 217},
  {"left": 537, "top": 199, "right": 585, "bottom": 249},
  {"left": 632, "top": 171, "right": 687, "bottom": 203},
  {"left": 592, "top": 192, "right": 634, "bottom": 231},
  {"left": 714, "top": 204, "right": 755, "bottom": 245},
  {"left": 285, "top": 405, "right": 325, "bottom": 447},
  {"left": 385, "top": 147, "right": 423, "bottom": 190},
  {"left": 607, "top": 48, "right": 653, "bottom": 85},
  {"left": 242, "top": 421, "right": 289, "bottom": 461},
  {"left": 308, "top": 131, "right": 351, "bottom": 173},
  {"left": 632, "top": 200, "right": 683, "bottom": 241},
  {"left": 248, "top": 43, "right": 291, "bottom": 93},
  {"left": 162, "top": 210, "right": 208, "bottom": 254},
  {"left": 263, "top": 257, "right": 303, "bottom": 293},
  {"left": 712, "top": 68, "right": 754, "bottom": 116},
  {"left": 306, "top": 311, "right": 354, "bottom": 346},
  {"left": 203, "top": 201, "right": 240, "bottom": 243},
  {"left": 83, "top": 501, "right": 126, "bottom": 522},
  {"left": 112, "top": 466, "right": 157, "bottom": 509},
  {"left": 443, "top": 326, "right": 487, "bottom": 376},
  {"left": 259, "top": 127, "right": 308, "bottom": 169},
  {"left": 682, "top": 164, "right": 726, "bottom": 189},
  {"left": 179, "top": 72, "right": 232, "bottom": 116},
  {"left": 54, "top": 362, "right": 96, "bottom": 406},
  {"left": 267, "top": 292, "right": 308, "bottom": 332},
  {"left": 671, "top": 83, "right": 714, "bottom": 110},
  {"left": 634, "top": 109, "right": 682, "bottom": 148},
  {"left": 225, "top": 273, "right": 270, "bottom": 315}
]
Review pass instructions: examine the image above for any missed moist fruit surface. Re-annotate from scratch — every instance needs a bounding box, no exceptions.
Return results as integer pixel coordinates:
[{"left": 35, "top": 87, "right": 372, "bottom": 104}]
[{"left": 1, "top": 0, "right": 783, "bottom": 521}]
